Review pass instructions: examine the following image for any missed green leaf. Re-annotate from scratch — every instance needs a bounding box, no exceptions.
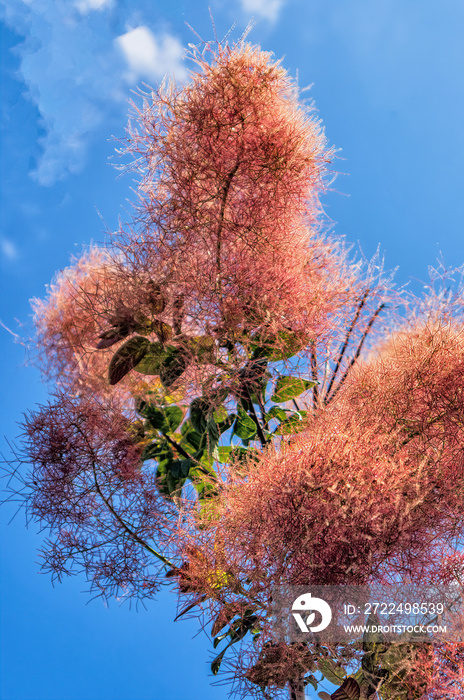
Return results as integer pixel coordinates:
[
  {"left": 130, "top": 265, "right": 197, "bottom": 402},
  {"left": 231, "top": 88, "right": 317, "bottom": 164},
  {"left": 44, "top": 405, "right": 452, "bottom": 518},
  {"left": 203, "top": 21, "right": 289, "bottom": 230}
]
[
  {"left": 363, "top": 614, "right": 388, "bottom": 653},
  {"left": 216, "top": 446, "right": 232, "bottom": 463},
  {"left": 188, "top": 335, "right": 216, "bottom": 363},
  {"left": 213, "top": 405, "right": 228, "bottom": 423},
  {"left": 374, "top": 641, "right": 432, "bottom": 700},
  {"left": 151, "top": 319, "right": 173, "bottom": 343},
  {"left": 134, "top": 342, "right": 166, "bottom": 375},
  {"left": 159, "top": 346, "right": 188, "bottom": 388},
  {"left": 306, "top": 675, "right": 318, "bottom": 691},
  {"left": 213, "top": 631, "right": 231, "bottom": 649},
  {"left": 180, "top": 425, "right": 204, "bottom": 455},
  {"left": 211, "top": 605, "right": 242, "bottom": 637},
  {"left": 251, "top": 329, "right": 306, "bottom": 361},
  {"left": 231, "top": 446, "right": 253, "bottom": 461},
  {"left": 143, "top": 436, "right": 174, "bottom": 464},
  {"left": 156, "top": 457, "right": 192, "bottom": 496},
  {"left": 163, "top": 405, "right": 184, "bottom": 432},
  {"left": 190, "top": 461, "right": 219, "bottom": 500},
  {"left": 211, "top": 649, "right": 227, "bottom": 676},
  {"left": 318, "top": 657, "right": 346, "bottom": 686},
  {"left": 139, "top": 402, "right": 183, "bottom": 434},
  {"left": 237, "top": 358, "right": 269, "bottom": 405},
  {"left": 108, "top": 336, "right": 150, "bottom": 385},
  {"left": 190, "top": 398, "right": 210, "bottom": 433},
  {"left": 274, "top": 411, "right": 308, "bottom": 435},
  {"left": 180, "top": 420, "right": 192, "bottom": 435},
  {"left": 265, "top": 406, "right": 288, "bottom": 422},
  {"left": 271, "top": 376, "right": 316, "bottom": 402},
  {"left": 146, "top": 281, "right": 166, "bottom": 314},
  {"left": 169, "top": 458, "right": 192, "bottom": 480},
  {"left": 233, "top": 407, "right": 257, "bottom": 440},
  {"left": 233, "top": 614, "right": 258, "bottom": 641},
  {"left": 331, "top": 678, "right": 360, "bottom": 700},
  {"left": 217, "top": 413, "right": 236, "bottom": 435},
  {"left": 192, "top": 432, "right": 212, "bottom": 461},
  {"left": 133, "top": 312, "right": 156, "bottom": 336},
  {"left": 206, "top": 415, "right": 219, "bottom": 446},
  {"left": 141, "top": 405, "right": 166, "bottom": 430},
  {"left": 195, "top": 481, "right": 219, "bottom": 503},
  {"left": 142, "top": 441, "right": 168, "bottom": 461},
  {"left": 229, "top": 446, "right": 261, "bottom": 472},
  {"left": 361, "top": 615, "right": 389, "bottom": 692},
  {"left": 191, "top": 434, "right": 209, "bottom": 461},
  {"left": 189, "top": 398, "right": 221, "bottom": 454},
  {"left": 276, "top": 329, "right": 306, "bottom": 359},
  {"left": 97, "top": 326, "right": 129, "bottom": 349}
]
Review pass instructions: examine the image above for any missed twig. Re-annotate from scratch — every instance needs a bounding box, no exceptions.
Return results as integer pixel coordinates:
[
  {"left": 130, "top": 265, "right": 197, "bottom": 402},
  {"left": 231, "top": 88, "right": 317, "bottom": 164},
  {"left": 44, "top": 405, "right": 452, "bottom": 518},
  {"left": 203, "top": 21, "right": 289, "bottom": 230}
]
[
  {"left": 324, "top": 288, "right": 370, "bottom": 401},
  {"left": 310, "top": 344, "right": 319, "bottom": 407},
  {"left": 244, "top": 387, "right": 268, "bottom": 447},
  {"left": 72, "top": 422, "right": 173, "bottom": 568},
  {"left": 326, "top": 303, "right": 385, "bottom": 405},
  {"left": 215, "top": 160, "right": 241, "bottom": 305},
  {"left": 288, "top": 678, "right": 305, "bottom": 700},
  {"left": 91, "top": 463, "right": 173, "bottom": 568}
]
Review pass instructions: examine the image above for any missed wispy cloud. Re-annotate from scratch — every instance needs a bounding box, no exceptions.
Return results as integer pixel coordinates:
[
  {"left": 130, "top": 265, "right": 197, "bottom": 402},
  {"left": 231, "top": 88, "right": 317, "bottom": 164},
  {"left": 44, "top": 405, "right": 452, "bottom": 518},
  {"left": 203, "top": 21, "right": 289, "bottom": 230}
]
[
  {"left": 1, "top": 1, "right": 186, "bottom": 186},
  {"left": 1, "top": 238, "right": 19, "bottom": 261},
  {"left": 239, "top": 0, "right": 286, "bottom": 23},
  {"left": 115, "top": 26, "right": 187, "bottom": 84},
  {"left": 75, "top": 0, "right": 113, "bottom": 14}
]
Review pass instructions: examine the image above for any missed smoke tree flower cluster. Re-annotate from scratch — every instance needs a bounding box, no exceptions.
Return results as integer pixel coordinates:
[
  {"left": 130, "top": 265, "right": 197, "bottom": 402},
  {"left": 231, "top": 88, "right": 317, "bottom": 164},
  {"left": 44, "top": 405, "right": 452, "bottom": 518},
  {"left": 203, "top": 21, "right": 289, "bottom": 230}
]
[
  {"left": 120, "top": 43, "right": 350, "bottom": 343},
  {"left": 5, "top": 37, "right": 464, "bottom": 700}
]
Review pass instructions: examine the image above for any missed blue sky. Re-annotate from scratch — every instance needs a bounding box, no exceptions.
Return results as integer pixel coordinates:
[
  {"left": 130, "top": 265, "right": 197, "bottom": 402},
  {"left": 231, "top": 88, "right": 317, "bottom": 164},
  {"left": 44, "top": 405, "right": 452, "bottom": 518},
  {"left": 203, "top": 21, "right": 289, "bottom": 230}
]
[{"left": 1, "top": 1, "right": 463, "bottom": 699}]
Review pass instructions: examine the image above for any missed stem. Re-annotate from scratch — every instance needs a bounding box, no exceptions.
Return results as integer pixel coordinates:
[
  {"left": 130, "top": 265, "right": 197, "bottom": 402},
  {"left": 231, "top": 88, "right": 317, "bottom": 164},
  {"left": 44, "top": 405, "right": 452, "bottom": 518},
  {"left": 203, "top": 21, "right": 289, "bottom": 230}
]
[
  {"left": 71, "top": 421, "right": 173, "bottom": 569},
  {"left": 260, "top": 401, "right": 269, "bottom": 430},
  {"left": 400, "top": 411, "right": 446, "bottom": 447},
  {"left": 91, "top": 463, "right": 173, "bottom": 568},
  {"left": 288, "top": 679, "right": 305, "bottom": 700},
  {"left": 163, "top": 432, "right": 198, "bottom": 462},
  {"left": 244, "top": 386, "right": 268, "bottom": 447},
  {"left": 163, "top": 431, "right": 219, "bottom": 489},
  {"left": 310, "top": 344, "right": 319, "bottom": 408},
  {"left": 324, "top": 288, "right": 370, "bottom": 401},
  {"left": 215, "top": 160, "right": 241, "bottom": 307},
  {"left": 326, "top": 303, "right": 385, "bottom": 405}
]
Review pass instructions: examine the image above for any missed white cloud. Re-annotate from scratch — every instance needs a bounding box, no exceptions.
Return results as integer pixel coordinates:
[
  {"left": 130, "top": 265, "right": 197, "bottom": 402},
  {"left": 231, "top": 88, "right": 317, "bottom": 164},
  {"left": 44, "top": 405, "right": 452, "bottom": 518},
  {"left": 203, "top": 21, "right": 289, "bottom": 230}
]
[
  {"left": 75, "top": 0, "right": 113, "bottom": 14},
  {"left": 1, "top": 0, "right": 121, "bottom": 184},
  {"left": 116, "top": 26, "right": 187, "bottom": 84},
  {"left": 31, "top": 111, "right": 102, "bottom": 186},
  {"left": 239, "top": 0, "right": 285, "bottom": 23},
  {"left": 1, "top": 1, "right": 187, "bottom": 185},
  {"left": 1, "top": 238, "right": 19, "bottom": 261}
]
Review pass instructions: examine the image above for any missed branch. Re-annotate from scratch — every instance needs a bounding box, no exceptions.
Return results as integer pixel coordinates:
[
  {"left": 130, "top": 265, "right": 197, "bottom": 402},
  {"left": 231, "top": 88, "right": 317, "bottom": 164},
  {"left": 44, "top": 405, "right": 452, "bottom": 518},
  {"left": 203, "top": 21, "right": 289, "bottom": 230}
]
[
  {"left": 310, "top": 344, "right": 319, "bottom": 408},
  {"left": 326, "top": 303, "right": 385, "bottom": 405},
  {"left": 288, "top": 679, "right": 305, "bottom": 700},
  {"left": 71, "top": 421, "right": 173, "bottom": 569},
  {"left": 215, "top": 160, "right": 241, "bottom": 304},
  {"left": 400, "top": 411, "right": 447, "bottom": 447},
  {"left": 244, "top": 386, "right": 268, "bottom": 448},
  {"left": 91, "top": 463, "right": 173, "bottom": 568},
  {"left": 325, "top": 288, "right": 370, "bottom": 401},
  {"left": 163, "top": 432, "right": 198, "bottom": 462}
]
